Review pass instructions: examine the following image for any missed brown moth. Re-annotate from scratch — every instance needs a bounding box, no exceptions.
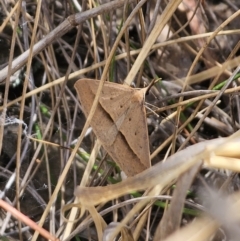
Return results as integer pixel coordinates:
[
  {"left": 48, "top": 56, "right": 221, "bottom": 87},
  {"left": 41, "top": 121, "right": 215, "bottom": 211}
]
[{"left": 74, "top": 79, "right": 150, "bottom": 176}]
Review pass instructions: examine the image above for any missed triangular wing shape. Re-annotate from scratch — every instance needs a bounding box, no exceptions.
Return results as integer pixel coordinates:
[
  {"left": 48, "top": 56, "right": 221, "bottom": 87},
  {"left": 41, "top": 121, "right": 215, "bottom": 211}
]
[
  {"left": 116, "top": 89, "right": 150, "bottom": 168},
  {"left": 74, "top": 79, "right": 150, "bottom": 176},
  {"left": 74, "top": 79, "right": 118, "bottom": 146}
]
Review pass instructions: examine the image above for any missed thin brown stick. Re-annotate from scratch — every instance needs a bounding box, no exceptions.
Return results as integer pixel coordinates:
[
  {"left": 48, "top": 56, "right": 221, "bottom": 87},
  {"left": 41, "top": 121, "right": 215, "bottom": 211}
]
[{"left": 0, "top": 0, "right": 136, "bottom": 83}]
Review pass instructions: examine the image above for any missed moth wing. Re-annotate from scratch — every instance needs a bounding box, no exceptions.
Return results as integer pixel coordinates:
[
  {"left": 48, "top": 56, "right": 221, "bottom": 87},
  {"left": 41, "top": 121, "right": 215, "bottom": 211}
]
[
  {"left": 117, "top": 91, "right": 151, "bottom": 168},
  {"left": 74, "top": 79, "right": 118, "bottom": 146},
  {"left": 75, "top": 79, "right": 150, "bottom": 173},
  {"left": 80, "top": 79, "right": 137, "bottom": 121},
  {"left": 103, "top": 127, "right": 149, "bottom": 176}
]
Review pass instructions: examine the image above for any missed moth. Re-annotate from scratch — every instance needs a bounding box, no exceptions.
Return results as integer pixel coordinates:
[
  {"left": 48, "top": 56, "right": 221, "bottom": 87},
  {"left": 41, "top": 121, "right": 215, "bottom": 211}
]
[{"left": 75, "top": 79, "right": 150, "bottom": 176}]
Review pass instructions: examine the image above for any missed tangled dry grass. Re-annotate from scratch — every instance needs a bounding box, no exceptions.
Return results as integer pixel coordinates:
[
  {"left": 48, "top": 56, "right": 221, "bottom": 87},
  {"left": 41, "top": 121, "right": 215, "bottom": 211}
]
[{"left": 0, "top": 0, "right": 240, "bottom": 241}]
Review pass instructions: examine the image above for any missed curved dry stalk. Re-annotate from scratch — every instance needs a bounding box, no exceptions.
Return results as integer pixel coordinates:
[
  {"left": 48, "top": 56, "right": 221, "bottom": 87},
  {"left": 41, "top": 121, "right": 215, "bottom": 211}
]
[
  {"left": 74, "top": 131, "right": 240, "bottom": 240},
  {"left": 75, "top": 135, "right": 238, "bottom": 206}
]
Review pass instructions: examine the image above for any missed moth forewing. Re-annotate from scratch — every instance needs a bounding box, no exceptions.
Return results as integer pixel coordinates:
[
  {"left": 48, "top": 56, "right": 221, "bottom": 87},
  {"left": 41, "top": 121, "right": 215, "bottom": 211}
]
[
  {"left": 117, "top": 94, "right": 150, "bottom": 167},
  {"left": 74, "top": 79, "right": 151, "bottom": 176},
  {"left": 99, "top": 89, "right": 136, "bottom": 122}
]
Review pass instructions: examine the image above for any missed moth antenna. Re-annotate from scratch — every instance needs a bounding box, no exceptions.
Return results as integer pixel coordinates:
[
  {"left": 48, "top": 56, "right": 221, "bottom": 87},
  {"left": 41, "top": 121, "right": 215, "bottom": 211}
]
[{"left": 145, "top": 78, "right": 161, "bottom": 95}]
